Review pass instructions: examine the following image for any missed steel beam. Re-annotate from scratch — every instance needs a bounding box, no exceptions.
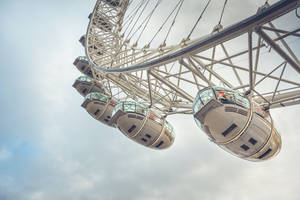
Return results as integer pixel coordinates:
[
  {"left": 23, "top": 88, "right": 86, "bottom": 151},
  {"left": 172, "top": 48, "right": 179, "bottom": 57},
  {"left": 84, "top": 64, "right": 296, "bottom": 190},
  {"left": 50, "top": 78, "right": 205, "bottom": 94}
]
[
  {"left": 255, "top": 90, "right": 300, "bottom": 103},
  {"left": 261, "top": 26, "right": 300, "bottom": 37},
  {"left": 195, "top": 56, "right": 300, "bottom": 86},
  {"left": 148, "top": 71, "right": 194, "bottom": 102},
  {"left": 190, "top": 56, "right": 233, "bottom": 88},
  {"left": 255, "top": 27, "right": 300, "bottom": 74},
  {"left": 179, "top": 59, "right": 214, "bottom": 86},
  {"left": 89, "top": 0, "right": 299, "bottom": 73},
  {"left": 147, "top": 70, "right": 153, "bottom": 107},
  {"left": 268, "top": 22, "right": 300, "bottom": 64},
  {"left": 248, "top": 31, "right": 254, "bottom": 91}
]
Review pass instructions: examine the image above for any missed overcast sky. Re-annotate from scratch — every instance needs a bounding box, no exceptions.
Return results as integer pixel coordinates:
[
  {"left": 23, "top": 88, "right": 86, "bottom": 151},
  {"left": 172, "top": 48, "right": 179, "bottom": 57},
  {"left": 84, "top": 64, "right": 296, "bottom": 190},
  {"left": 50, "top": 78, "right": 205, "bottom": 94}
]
[{"left": 0, "top": 0, "right": 300, "bottom": 200}]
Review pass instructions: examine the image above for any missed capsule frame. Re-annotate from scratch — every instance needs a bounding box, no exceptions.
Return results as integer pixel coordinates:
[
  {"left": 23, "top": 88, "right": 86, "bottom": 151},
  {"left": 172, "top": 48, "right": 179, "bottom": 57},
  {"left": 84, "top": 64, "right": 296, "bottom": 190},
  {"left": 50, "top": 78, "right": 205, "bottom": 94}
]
[
  {"left": 110, "top": 101, "right": 175, "bottom": 149},
  {"left": 193, "top": 86, "right": 281, "bottom": 161}
]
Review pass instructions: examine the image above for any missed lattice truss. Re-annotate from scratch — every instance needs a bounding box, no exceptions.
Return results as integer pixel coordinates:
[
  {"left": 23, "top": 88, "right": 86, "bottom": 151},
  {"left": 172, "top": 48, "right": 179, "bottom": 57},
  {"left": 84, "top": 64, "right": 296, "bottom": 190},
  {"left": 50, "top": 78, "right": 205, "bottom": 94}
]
[{"left": 86, "top": 0, "right": 300, "bottom": 115}]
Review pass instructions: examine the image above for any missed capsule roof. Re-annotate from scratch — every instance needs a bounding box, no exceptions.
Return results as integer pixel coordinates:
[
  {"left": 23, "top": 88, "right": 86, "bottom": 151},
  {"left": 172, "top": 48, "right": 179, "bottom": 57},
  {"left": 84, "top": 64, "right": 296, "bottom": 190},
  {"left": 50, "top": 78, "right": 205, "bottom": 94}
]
[
  {"left": 112, "top": 101, "right": 147, "bottom": 116},
  {"left": 193, "top": 86, "right": 271, "bottom": 121},
  {"left": 76, "top": 75, "right": 93, "bottom": 83},
  {"left": 85, "top": 92, "right": 110, "bottom": 102},
  {"left": 83, "top": 92, "right": 118, "bottom": 105},
  {"left": 193, "top": 86, "right": 250, "bottom": 113}
]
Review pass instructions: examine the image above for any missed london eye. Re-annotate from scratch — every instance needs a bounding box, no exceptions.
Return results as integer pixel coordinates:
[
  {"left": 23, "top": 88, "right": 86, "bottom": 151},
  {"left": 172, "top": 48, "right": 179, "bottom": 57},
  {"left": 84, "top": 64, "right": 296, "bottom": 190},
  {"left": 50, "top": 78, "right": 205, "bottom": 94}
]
[{"left": 72, "top": 0, "right": 300, "bottom": 161}]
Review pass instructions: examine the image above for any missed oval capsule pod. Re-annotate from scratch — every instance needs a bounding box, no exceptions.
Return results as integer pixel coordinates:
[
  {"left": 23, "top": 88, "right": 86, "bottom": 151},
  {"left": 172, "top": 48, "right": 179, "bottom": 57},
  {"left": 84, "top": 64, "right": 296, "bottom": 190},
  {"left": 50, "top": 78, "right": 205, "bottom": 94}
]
[
  {"left": 72, "top": 76, "right": 107, "bottom": 97},
  {"left": 81, "top": 92, "right": 118, "bottom": 126},
  {"left": 110, "top": 101, "right": 175, "bottom": 149},
  {"left": 73, "top": 56, "right": 93, "bottom": 78},
  {"left": 79, "top": 35, "right": 86, "bottom": 47},
  {"left": 79, "top": 34, "right": 104, "bottom": 56},
  {"left": 193, "top": 86, "right": 281, "bottom": 161}
]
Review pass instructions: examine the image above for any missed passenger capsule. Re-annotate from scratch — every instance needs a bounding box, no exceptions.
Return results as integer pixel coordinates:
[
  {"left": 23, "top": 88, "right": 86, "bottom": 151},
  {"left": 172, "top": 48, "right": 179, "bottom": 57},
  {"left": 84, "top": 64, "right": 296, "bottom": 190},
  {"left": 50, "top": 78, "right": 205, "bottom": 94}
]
[
  {"left": 81, "top": 92, "right": 118, "bottom": 126},
  {"left": 193, "top": 86, "right": 281, "bottom": 161},
  {"left": 72, "top": 76, "right": 107, "bottom": 97},
  {"left": 79, "top": 35, "right": 103, "bottom": 56},
  {"left": 110, "top": 101, "right": 175, "bottom": 149},
  {"left": 79, "top": 35, "right": 86, "bottom": 47},
  {"left": 73, "top": 56, "right": 93, "bottom": 78}
]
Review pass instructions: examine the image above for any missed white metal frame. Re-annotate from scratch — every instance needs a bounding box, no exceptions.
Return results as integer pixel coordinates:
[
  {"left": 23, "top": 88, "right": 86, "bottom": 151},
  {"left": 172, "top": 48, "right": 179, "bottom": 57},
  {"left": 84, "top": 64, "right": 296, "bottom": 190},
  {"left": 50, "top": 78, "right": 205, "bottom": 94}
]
[{"left": 85, "top": 0, "right": 300, "bottom": 115}]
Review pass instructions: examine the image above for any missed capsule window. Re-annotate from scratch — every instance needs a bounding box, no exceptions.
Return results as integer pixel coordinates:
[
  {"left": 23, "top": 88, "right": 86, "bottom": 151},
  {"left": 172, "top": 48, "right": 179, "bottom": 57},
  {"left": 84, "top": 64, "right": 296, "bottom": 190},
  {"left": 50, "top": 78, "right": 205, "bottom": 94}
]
[
  {"left": 258, "top": 148, "right": 272, "bottom": 159},
  {"left": 81, "top": 66, "right": 86, "bottom": 71},
  {"left": 249, "top": 138, "right": 257, "bottom": 145},
  {"left": 155, "top": 141, "right": 164, "bottom": 148},
  {"left": 94, "top": 109, "right": 100, "bottom": 116},
  {"left": 141, "top": 138, "right": 147, "bottom": 143},
  {"left": 225, "top": 106, "right": 237, "bottom": 113},
  {"left": 145, "top": 134, "right": 152, "bottom": 138},
  {"left": 222, "top": 123, "right": 237, "bottom": 137},
  {"left": 128, "top": 125, "right": 136, "bottom": 133},
  {"left": 234, "top": 92, "right": 250, "bottom": 108},
  {"left": 240, "top": 144, "right": 249, "bottom": 151},
  {"left": 199, "top": 88, "right": 215, "bottom": 105},
  {"left": 216, "top": 90, "right": 235, "bottom": 104},
  {"left": 128, "top": 114, "right": 136, "bottom": 119},
  {"left": 137, "top": 116, "right": 143, "bottom": 120},
  {"left": 237, "top": 109, "right": 248, "bottom": 116}
]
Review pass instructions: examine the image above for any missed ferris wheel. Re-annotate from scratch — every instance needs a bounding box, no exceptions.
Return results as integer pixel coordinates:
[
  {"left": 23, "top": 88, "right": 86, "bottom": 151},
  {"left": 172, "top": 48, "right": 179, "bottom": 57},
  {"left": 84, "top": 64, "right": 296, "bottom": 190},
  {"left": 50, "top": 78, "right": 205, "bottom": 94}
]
[{"left": 72, "top": 0, "right": 300, "bottom": 161}]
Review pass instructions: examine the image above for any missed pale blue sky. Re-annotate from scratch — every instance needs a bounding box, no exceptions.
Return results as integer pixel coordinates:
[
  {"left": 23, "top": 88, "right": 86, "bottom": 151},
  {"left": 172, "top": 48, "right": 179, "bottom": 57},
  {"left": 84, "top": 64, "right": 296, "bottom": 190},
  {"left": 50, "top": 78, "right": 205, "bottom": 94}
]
[{"left": 0, "top": 1, "right": 300, "bottom": 200}]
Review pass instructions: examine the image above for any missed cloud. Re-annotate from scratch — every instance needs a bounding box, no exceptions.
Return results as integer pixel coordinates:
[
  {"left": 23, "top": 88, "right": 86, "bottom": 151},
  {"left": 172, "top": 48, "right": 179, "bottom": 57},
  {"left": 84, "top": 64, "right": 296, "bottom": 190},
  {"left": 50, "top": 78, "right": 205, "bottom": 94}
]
[{"left": 0, "top": 149, "right": 12, "bottom": 161}]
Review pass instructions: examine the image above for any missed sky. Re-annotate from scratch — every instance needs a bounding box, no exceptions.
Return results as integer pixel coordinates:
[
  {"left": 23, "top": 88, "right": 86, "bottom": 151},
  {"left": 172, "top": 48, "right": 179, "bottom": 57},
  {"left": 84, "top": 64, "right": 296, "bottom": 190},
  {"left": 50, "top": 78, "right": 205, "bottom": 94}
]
[{"left": 0, "top": 0, "right": 300, "bottom": 200}]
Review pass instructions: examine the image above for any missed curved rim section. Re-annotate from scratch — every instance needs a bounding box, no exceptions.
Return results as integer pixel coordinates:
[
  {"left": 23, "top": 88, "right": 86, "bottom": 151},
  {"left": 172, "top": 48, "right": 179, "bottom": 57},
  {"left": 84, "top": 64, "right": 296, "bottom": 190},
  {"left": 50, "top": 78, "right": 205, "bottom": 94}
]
[{"left": 86, "top": 0, "right": 298, "bottom": 73}]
